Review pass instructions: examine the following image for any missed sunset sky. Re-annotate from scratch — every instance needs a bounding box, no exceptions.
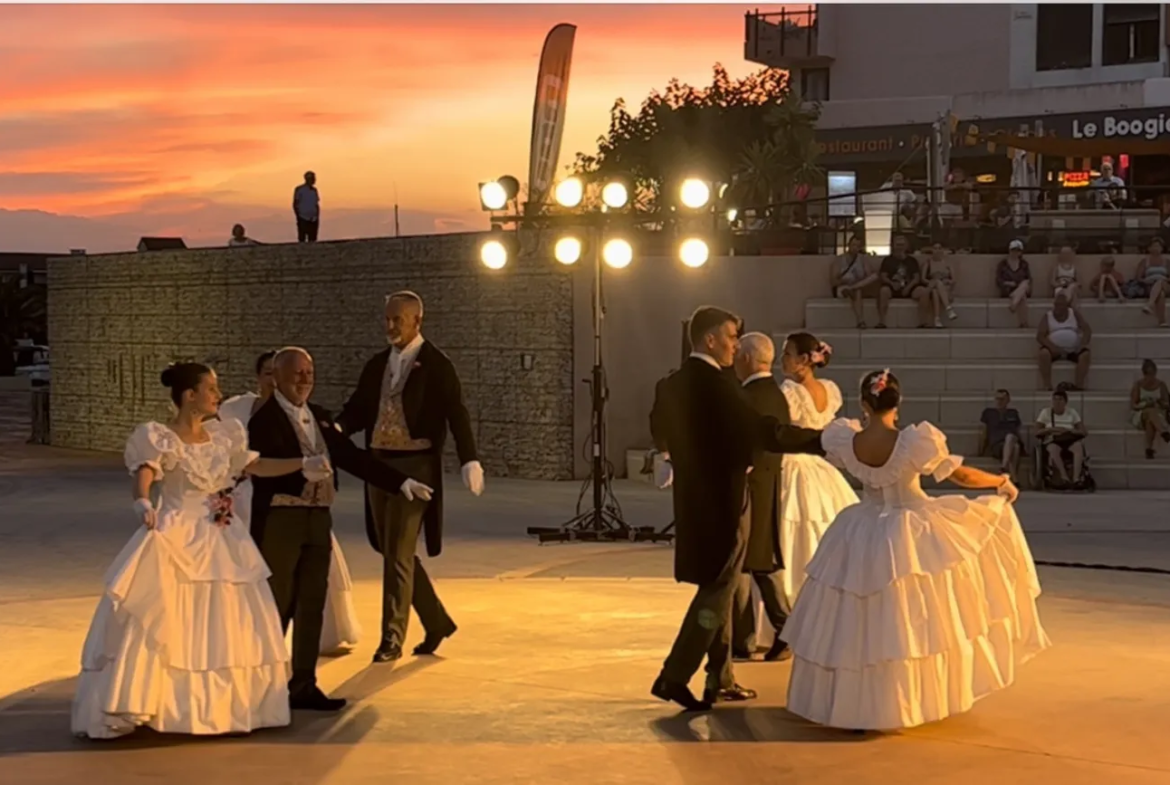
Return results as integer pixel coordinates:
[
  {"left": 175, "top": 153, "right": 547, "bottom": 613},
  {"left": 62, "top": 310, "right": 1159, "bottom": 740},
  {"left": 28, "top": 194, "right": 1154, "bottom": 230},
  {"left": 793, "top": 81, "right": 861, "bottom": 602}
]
[{"left": 0, "top": 3, "right": 766, "bottom": 252}]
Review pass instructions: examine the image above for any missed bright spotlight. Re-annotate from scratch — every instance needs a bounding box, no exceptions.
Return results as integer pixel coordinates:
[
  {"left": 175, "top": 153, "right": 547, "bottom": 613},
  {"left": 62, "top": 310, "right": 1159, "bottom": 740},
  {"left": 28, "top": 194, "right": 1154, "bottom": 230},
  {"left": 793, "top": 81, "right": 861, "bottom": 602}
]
[
  {"left": 679, "top": 238, "right": 709, "bottom": 268},
  {"left": 601, "top": 181, "right": 629, "bottom": 209},
  {"left": 602, "top": 238, "right": 633, "bottom": 269},
  {"left": 479, "top": 182, "right": 508, "bottom": 211},
  {"left": 726, "top": 208, "right": 738, "bottom": 222},
  {"left": 554, "top": 236, "right": 582, "bottom": 265},
  {"left": 680, "top": 179, "right": 711, "bottom": 209},
  {"left": 554, "top": 178, "right": 584, "bottom": 208},
  {"left": 480, "top": 239, "right": 508, "bottom": 269}
]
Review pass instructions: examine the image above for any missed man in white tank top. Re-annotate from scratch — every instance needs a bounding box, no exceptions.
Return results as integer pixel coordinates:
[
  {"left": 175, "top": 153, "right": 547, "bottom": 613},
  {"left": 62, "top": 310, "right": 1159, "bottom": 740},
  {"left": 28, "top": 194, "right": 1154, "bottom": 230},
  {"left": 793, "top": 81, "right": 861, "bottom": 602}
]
[{"left": 1037, "top": 293, "right": 1092, "bottom": 390}]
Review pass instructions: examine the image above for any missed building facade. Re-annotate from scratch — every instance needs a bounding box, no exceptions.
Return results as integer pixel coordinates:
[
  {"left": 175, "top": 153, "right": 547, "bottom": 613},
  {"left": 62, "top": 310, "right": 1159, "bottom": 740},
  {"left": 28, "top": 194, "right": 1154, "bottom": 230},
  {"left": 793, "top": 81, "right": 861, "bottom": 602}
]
[{"left": 746, "top": 4, "right": 1170, "bottom": 189}]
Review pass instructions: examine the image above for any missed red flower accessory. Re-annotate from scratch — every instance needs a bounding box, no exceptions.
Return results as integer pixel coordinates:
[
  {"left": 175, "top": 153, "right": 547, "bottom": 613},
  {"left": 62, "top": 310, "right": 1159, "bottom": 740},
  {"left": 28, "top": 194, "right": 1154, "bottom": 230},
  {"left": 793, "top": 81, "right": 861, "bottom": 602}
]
[
  {"left": 869, "top": 368, "right": 891, "bottom": 396},
  {"left": 206, "top": 489, "right": 235, "bottom": 527}
]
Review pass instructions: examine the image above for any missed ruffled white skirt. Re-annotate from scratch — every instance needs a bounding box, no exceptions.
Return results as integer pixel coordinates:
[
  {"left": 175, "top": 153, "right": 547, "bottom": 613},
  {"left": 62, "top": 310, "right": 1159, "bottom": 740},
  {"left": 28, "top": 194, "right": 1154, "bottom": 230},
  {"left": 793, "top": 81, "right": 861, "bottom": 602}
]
[
  {"left": 778, "top": 453, "right": 859, "bottom": 608},
  {"left": 71, "top": 525, "right": 291, "bottom": 739},
  {"left": 780, "top": 494, "right": 1050, "bottom": 731}
]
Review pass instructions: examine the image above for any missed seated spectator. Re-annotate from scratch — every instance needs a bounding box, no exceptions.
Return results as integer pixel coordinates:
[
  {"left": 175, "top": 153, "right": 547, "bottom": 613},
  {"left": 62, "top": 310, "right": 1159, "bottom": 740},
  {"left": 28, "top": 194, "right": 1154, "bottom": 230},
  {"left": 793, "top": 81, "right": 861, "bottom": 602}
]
[
  {"left": 1037, "top": 293, "right": 1092, "bottom": 391},
  {"left": 996, "top": 239, "right": 1032, "bottom": 328},
  {"left": 228, "top": 224, "right": 258, "bottom": 246},
  {"left": 1092, "top": 162, "right": 1127, "bottom": 209},
  {"left": 1034, "top": 388, "right": 1089, "bottom": 489},
  {"left": 921, "top": 242, "right": 957, "bottom": 327},
  {"left": 1127, "top": 237, "right": 1169, "bottom": 327},
  {"left": 1050, "top": 245, "right": 1080, "bottom": 304},
  {"left": 1130, "top": 359, "right": 1170, "bottom": 459},
  {"left": 830, "top": 235, "right": 878, "bottom": 329},
  {"left": 876, "top": 233, "right": 929, "bottom": 329},
  {"left": 1089, "top": 255, "right": 1126, "bottom": 301},
  {"left": 979, "top": 388, "right": 1023, "bottom": 482}
]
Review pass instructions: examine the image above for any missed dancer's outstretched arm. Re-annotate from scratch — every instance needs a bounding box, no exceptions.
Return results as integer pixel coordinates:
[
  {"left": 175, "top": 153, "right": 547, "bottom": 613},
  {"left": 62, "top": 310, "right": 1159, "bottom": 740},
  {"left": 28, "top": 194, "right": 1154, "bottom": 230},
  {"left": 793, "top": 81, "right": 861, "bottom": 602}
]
[{"left": 948, "top": 464, "right": 1018, "bottom": 501}]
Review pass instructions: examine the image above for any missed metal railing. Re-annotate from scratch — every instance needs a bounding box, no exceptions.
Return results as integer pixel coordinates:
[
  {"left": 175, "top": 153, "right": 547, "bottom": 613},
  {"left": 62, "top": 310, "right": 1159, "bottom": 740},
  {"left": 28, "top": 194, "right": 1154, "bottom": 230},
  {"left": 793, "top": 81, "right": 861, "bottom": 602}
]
[
  {"left": 726, "top": 183, "right": 1170, "bottom": 256},
  {"left": 745, "top": 6, "right": 819, "bottom": 62}
]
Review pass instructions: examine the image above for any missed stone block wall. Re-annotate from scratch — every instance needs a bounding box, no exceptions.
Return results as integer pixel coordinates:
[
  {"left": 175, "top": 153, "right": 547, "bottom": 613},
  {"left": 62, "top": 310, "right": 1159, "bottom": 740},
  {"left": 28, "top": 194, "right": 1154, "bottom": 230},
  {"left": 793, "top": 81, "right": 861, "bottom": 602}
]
[{"left": 47, "top": 234, "right": 576, "bottom": 480}]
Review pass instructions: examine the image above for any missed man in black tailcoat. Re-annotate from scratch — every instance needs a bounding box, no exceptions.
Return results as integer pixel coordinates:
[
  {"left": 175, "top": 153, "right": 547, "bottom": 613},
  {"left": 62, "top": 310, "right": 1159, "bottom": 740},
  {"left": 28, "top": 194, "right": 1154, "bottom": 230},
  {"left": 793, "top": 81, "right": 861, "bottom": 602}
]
[
  {"left": 730, "top": 332, "right": 794, "bottom": 662},
  {"left": 337, "top": 290, "right": 483, "bottom": 664},
  {"left": 649, "top": 306, "right": 823, "bottom": 712},
  {"left": 248, "top": 347, "right": 430, "bottom": 711}
]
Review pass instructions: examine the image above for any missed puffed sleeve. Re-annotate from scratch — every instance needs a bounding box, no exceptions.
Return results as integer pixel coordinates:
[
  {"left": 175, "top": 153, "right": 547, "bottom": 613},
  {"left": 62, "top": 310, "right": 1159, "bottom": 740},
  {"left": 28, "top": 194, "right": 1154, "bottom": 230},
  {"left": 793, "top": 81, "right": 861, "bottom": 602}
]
[
  {"left": 215, "top": 417, "right": 260, "bottom": 477},
  {"left": 906, "top": 422, "right": 963, "bottom": 481},
  {"left": 124, "top": 422, "right": 181, "bottom": 478},
  {"left": 821, "top": 418, "right": 861, "bottom": 469}
]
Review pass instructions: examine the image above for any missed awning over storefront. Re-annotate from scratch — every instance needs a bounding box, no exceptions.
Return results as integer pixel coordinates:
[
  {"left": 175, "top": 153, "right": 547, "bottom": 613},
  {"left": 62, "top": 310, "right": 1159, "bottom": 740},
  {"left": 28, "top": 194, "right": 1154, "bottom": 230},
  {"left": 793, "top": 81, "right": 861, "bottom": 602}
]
[{"left": 976, "top": 132, "right": 1170, "bottom": 156}]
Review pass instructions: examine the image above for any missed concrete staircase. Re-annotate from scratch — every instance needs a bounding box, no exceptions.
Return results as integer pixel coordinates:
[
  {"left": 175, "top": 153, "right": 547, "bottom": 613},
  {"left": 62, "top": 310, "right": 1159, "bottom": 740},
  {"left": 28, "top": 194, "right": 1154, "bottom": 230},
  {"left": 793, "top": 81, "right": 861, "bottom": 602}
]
[{"left": 788, "top": 297, "right": 1170, "bottom": 489}]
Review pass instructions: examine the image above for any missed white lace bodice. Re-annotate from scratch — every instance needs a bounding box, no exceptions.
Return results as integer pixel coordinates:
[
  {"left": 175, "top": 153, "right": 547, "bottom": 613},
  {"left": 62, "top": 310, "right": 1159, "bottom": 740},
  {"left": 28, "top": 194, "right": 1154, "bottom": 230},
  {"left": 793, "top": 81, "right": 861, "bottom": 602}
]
[
  {"left": 822, "top": 419, "right": 963, "bottom": 509},
  {"left": 782, "top": 379, "right": 843, "bottom": 429},
  {"left": 124, "top": 419, "right": 258, "bottom": 513}
]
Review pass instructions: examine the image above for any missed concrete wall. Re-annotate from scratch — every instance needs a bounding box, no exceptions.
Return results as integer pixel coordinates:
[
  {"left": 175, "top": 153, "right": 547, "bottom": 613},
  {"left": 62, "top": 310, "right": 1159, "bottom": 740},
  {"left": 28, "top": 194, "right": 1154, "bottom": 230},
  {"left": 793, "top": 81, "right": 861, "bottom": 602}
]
[
  {"left": 46, "top": 234, "right": 577, "bottom": 480},
  {"left": 47, "top": 239, "right": 1148, "bottom": 479}
]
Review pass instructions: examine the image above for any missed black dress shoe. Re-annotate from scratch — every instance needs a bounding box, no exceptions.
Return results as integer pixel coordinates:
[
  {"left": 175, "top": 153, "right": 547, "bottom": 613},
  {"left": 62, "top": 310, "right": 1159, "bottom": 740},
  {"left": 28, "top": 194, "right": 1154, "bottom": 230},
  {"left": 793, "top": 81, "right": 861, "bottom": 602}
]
[
  {"left": 290, "top": 687, "right": 346, "bottom": 712},
  {"left": 731, "top": 648, "right": 754, "bottom": 662},
  {"left": 703, "top": 683, "right": 758, "bottom": 704},
  {"left": 372, "top": 642, "right": 403, "bottom": 664},
  {"left": 413, "top": 625, "right": 457, "bottom": 656},
  {"left": 764, "top": 638, "right": 793, "bottom": 662},
  {"left": 651, "top": 675, "right": 712, "bottom": 712}
]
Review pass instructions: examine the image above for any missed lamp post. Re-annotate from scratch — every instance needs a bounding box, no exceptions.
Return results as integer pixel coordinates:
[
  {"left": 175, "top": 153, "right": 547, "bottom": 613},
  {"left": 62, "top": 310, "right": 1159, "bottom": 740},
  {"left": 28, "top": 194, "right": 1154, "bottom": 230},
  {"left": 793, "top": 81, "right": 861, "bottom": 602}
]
[{"left": 477, "top": 175, "right": 720, "bottom": 544}]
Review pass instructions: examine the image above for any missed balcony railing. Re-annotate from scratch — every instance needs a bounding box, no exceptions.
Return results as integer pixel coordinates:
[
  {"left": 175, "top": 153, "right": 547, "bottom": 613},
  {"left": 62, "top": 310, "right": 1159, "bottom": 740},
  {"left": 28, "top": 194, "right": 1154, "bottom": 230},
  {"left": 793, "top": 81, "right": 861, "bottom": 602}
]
[{"left": 744, "top": 6, "right": 824, "bottom": 66}]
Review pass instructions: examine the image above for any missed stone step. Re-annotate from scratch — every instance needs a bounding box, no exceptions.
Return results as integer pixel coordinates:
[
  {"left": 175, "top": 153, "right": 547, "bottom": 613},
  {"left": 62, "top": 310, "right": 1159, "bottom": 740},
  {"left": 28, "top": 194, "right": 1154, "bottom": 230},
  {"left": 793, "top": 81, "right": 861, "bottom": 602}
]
[
  {"left": 837, "top": 391, "right": 1136, "bottom": 428},
  {"left": 787, "top": 329, "right": 1170, "bottom": 362},
  {"left": 805, "top": 298, "right": 1169, "bottom": 330},
  {"left": 816, "top": 360, "right": 1137, "bottom": 392},
  {"left": 922, "top": 427, "right": 1167, "bottom": 461}
]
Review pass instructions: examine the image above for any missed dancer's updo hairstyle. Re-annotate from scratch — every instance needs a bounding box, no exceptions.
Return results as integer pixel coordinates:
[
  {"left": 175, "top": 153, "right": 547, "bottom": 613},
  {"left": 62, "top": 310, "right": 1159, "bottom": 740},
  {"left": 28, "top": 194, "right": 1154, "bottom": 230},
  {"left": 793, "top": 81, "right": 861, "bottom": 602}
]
[
  {"left": 160, "top": 362, "right": 211, "bottom": 406},
  {"left": 860, "top": 368, "right": 901, "bottom": 413},
  {"left": 786, "top": 331, "right": 833, "bottom": 369}
]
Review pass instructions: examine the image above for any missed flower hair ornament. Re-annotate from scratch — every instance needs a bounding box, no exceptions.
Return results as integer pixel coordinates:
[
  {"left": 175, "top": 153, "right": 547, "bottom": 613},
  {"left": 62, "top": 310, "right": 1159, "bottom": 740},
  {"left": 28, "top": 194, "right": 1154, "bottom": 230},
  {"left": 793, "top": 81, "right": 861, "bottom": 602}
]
[
  {"left": 809, "top": 341, "right": 832, "bottom": 365},
  {"left": 869, "top": 368, "right": 891, "bottom": 396}
]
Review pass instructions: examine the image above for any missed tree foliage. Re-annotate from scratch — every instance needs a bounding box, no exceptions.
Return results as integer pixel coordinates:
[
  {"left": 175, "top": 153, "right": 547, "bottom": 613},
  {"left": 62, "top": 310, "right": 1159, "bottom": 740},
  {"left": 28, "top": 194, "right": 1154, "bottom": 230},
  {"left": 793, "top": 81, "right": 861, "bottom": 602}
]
[{"left": 571, "top": 64, "right": 821, "bottom": 214}]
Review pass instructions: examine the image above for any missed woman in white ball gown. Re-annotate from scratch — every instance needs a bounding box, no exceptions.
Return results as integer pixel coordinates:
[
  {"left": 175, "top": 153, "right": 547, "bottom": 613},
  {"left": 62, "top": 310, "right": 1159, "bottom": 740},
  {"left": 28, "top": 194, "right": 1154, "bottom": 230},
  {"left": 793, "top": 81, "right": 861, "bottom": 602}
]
[
  {"left": 218, "top": 350, "right": 362, "bottom": 655},
  {"left": 72, "top": 362, "right": 333, "bottom": 739},
  {"left": 781, "top": 369, "right": 1050, "bottom": 731},
  {"left": 776, "top": 332, "right": 859, "bottom": 610}
]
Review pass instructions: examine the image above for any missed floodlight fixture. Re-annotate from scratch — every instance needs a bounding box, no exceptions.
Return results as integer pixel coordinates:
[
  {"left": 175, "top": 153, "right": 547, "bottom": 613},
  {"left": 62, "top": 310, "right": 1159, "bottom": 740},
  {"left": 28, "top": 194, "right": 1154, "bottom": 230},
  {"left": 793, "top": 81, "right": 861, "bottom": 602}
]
[
  {"left": 602, "top": 238, "right": 633, "bottom": 269},
  {"left": 554, "top": 177, "right": 584, "bottom": 208},
  {"left": 554, "top": 236, "right": 582, "bottom": 265},
  {"left": 679, "top": 238, "right": 710, "bottom": 268},
  {"left": 680, "top": 178, "right": 712, "bottom": 210}
]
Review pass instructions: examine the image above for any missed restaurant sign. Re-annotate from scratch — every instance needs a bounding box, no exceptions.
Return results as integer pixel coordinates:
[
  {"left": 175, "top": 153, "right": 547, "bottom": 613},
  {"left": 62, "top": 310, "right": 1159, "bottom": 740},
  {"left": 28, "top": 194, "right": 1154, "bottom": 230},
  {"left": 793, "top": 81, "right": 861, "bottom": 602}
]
[{"left": 814, "top": 124, "right": 931, "bottom": 164}]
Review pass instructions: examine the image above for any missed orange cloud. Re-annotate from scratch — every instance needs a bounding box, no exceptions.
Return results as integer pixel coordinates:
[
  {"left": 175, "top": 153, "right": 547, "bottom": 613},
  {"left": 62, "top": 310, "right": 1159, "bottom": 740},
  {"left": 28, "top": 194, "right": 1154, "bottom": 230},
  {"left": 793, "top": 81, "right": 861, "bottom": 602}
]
[{"left": 0, "top": 3, "right": 767, "bottom": 247}]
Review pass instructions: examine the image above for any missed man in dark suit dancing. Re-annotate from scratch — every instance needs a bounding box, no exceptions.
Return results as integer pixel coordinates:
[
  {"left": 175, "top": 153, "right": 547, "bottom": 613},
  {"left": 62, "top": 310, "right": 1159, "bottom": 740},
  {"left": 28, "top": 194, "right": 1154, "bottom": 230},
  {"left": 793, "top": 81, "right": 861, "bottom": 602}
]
[
  {"left": 338, "top": 291, "right": 483, "bottom": 664},
  {"left": 731, "top": 332, "right": 794, "bottom": 662},
  {"left": 249, "top": 347, "right": 432, "bottom": 711},
  {"left": 649, "top": 307, "right": 823, "bottom": 712}
]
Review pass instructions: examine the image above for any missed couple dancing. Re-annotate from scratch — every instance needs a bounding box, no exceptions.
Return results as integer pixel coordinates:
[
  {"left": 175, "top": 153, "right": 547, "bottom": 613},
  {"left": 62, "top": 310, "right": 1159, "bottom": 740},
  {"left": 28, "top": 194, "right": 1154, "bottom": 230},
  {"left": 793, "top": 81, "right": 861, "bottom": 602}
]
[
  {"left": 71, "top": 291, "right": 482, "bottom": 739},
  {"left": 650, "top": 306, "right": 1050, "bottom": 729}
]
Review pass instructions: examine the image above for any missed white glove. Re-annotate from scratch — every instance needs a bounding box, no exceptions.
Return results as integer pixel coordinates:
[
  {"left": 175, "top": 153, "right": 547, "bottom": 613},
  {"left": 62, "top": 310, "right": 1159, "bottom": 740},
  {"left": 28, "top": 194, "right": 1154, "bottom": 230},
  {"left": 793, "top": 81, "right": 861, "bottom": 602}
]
[
  {"left": 400, "top": 478, "right": 434, "bottom": 502},
  {"left": 302, "top": 455, "right": 333, "bottom": 483},
  {"left": 462, "top": 460, "right": 485, "bottom": 496},
  {"left": 654, "top": 455, "right": 673, "bottom": 489},
  {"left": 997, "top": 477, "right": 1019, "bottom": 504},
  {"left": 133, "top": 497, "right": 158, "bottom": 530}
]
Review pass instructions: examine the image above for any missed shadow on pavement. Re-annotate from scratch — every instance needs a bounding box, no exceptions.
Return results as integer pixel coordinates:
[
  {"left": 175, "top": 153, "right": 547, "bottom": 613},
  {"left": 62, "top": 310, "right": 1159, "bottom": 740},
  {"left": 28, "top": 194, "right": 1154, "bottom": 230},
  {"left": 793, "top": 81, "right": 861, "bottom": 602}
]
[{"left": 650, "top": 706, "right": 873, "bottom": 744}]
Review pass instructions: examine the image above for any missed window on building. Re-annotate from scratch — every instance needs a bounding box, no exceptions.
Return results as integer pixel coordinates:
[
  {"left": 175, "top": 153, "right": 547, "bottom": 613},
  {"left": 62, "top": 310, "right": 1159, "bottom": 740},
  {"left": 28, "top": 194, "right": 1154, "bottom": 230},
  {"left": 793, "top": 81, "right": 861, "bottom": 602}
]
[
  {"left": 800, "top": 67, "right": 830, "bottom": 102},
  {"left": 1035, "top": 4, "right": 1093, "bottom": 71},
  {"left": 1103, "top": 4, "right": 1161, "bottom": 66}
]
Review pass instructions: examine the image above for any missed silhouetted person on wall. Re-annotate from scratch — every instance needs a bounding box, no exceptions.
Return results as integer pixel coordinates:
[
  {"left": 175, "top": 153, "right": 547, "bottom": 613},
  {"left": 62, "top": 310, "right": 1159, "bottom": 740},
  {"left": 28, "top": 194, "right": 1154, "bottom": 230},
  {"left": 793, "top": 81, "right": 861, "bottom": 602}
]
[{"left": 294, "top": 171, "right": 320, "bottom": 243}]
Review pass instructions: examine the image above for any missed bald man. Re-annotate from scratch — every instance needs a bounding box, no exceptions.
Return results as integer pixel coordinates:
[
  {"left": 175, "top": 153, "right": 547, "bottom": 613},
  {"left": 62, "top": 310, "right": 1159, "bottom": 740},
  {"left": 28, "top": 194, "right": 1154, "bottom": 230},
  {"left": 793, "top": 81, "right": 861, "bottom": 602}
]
[
  {"left": 730, "top": 333, "right": 794, "bottom": 663},
  {"left": 339, "top": 291, "right": 482, "bottom": 664},
  {"left": 249, "top": 347, "right": 431, "bottom": 711}
]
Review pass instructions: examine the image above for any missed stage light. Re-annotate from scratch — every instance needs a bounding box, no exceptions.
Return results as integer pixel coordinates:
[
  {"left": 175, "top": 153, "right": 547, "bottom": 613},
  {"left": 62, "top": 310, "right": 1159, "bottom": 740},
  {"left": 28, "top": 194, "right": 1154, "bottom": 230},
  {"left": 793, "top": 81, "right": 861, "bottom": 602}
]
[
  {"left": 679, "top": 238, "right": 709, "bottom": 268},
  {"left": 680, "top": 179, "right": 711, "bottom": 209},
  {"left": 602, "top": 238, "right": 633, "bottom": 269},
  {"left": 554, "top": 236, "right": 582, "bottom": 265},
  {"left": 726, "top": 208, "right": 738, "bottom": 222},
  {"left": 601, "top": 181, "right": 629, "bottom": 209},
  {"left": 479, "top": 182, "right": 507, "bottom": 211},
  {"left": 480, "top": 239, "right": 508, "bottom": 269},
  {"left": 554, "top": 177, "right": 584, "bottom": 208}
]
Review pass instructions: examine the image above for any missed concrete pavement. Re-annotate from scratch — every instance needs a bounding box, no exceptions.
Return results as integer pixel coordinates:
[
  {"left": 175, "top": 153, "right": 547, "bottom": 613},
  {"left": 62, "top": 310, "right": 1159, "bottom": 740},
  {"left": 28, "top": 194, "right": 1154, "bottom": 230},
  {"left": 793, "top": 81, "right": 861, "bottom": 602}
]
[{"left": 2, "top": 424, "right": 1170, "bottom": 783}]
